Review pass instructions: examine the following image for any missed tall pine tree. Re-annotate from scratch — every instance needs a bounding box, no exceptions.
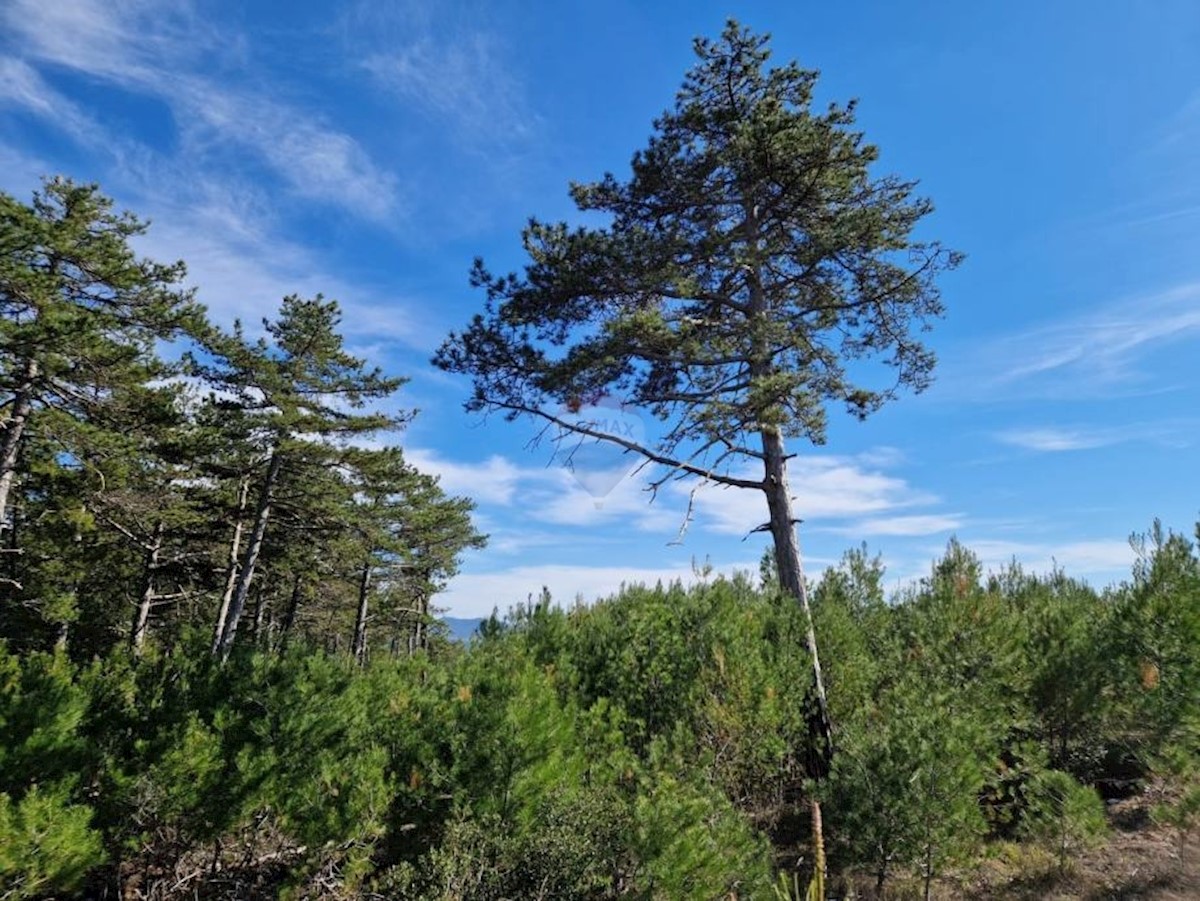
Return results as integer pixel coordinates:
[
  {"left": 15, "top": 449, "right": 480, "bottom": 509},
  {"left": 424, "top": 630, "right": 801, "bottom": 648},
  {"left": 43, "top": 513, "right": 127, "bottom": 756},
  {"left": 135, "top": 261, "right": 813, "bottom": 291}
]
[{"left": 189, "top": 295, "right": 409, "bottom": 659}]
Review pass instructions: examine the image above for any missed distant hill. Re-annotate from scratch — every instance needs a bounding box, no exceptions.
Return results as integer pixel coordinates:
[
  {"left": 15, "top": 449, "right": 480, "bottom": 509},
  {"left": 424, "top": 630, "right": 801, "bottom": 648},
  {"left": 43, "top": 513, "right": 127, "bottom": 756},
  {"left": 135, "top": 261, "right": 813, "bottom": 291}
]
[{"left": 442, "top": 616, "right": 485, "bottom": 642}]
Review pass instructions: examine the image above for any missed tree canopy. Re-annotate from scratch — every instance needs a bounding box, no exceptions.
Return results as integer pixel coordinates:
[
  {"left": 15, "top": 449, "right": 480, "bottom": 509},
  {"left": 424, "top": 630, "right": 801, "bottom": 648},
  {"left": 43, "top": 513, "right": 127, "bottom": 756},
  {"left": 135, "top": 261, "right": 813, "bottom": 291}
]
[{"left": 436, "top": 21, "right": 960, "bottom": 469}]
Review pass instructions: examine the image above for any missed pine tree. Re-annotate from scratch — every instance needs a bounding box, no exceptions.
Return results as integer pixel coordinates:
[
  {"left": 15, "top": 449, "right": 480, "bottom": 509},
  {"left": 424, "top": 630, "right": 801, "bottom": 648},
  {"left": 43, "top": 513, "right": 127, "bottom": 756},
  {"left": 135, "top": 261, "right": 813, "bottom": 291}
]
[
  {"left": 341, "top": 448, "right": 484, "bottom": 663},
  {"left": 0, "top": 179, "right": 203, "bottom": 646},
  {"left": 189, "top": 295, "right": 409, "bottom": 660},
  {"left": 435, "top": 20, "right": 959, "bottom": 861},
  {"left": 0, "top": 178, "right": 201, "bottom": 536}
]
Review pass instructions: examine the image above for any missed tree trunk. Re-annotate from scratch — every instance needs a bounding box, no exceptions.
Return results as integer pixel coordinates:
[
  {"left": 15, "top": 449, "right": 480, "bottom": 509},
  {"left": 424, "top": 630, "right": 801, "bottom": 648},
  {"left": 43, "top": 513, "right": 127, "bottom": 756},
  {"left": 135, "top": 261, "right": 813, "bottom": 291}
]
[
  {"left": 211, "top": 475, "right": 251, "bottom": 653},
  {"left": 923, "top": 844, "right": 934, "bottom": 901},
  {"left": 279, "top": 573, "right": 302, "bottom": 649},
  {"left": 810, "top": 797, "right": 827, "bottom": 900},
  {"left": 250, "top": 583, "right": 266, "bottom": 649},
  {"left": 216, "top": 451, "right": 282, "bottom": 660},
  {"left": 130, "top": 521, "right": 164, "bottom": 656},
  {"left": 410, "top": 581, "right": 430, "bottom": 654},
  {"left": 761, "top": 425, "right": 833, "bottom": 896},
  {"left": 352, "top": 557, "right": 371, "bottom": 665},
  {"left": 0, "top": 358, "right": 38, "bottom": 533},
  {"left": 761, "top": 424, "right": 834, "bottom": 774},
  {"left": 744, "top": 195, "right": 833, "bottom": 888}
]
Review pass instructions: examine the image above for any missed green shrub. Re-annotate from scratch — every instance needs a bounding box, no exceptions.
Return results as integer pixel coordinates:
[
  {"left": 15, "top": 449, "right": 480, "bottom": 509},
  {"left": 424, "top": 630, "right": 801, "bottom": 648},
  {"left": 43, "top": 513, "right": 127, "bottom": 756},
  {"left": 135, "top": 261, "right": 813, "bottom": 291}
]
[
  {"left": 0, "top": 785, "right": 105, "bottom": 899},
  {"left": 1020, "top": 770, "right": 1108, "bottom": 872}
]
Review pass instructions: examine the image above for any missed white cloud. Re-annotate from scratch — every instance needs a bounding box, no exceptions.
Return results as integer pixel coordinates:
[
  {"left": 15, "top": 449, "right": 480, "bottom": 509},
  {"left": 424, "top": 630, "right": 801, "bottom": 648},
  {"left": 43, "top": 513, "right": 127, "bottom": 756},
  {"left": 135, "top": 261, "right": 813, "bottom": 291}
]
[
  {"left": 972, "top": 538, "right": 1136, "bottom": 580},
  {"left": 840, "top": 514, "right": 964, "bottom": 537},
  {"left": 404, "top": 448, "right": 531, "bottom": 506},
  {"left": 0, "top": 145, "right": 49, "bottom": 196},
  {"left": 171, "top": 79, "right": 400, "bottom": 221},
  {"left": 0, "top": 57, "right": 104, "bottom": 142},
  {"left": 911, "top": 537, "right": 1137, "bottom": 587},
  {"left": 995, "top": 420, "right": 1195, "bottom": 453},
  {"left": 969, "top": 282, "right": 1200, "bottom": 397},
  {"left": 401, "top": 444, "right": 689, "bottom": 532},
  {"left": 996, "top": 427, "right": 1119, "bottom": 452},
  {"left": 0, "top": 0, "right": 399, "bottom": 221},
  {"left": 407, "top": 443, "right": 957, "bottom": 560},
  {"left": 117, "top": 183, "right": 422, "bottom": 347},
  {"left": 684, "top": 453, "right": 939, "bottom": 537},
  {"left": 353, "top": 4, "right": 537, "bottom": 153},
  {"left": 438, "top": 560, "right": 759, "bottom": 619}
]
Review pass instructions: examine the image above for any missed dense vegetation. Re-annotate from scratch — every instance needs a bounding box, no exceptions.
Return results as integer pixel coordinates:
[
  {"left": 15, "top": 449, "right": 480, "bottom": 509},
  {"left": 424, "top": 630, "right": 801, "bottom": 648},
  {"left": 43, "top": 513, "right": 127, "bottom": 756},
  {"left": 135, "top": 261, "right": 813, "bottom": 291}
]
[{"left": 4, "top": 531, "right": 1200, "bottom": 898}]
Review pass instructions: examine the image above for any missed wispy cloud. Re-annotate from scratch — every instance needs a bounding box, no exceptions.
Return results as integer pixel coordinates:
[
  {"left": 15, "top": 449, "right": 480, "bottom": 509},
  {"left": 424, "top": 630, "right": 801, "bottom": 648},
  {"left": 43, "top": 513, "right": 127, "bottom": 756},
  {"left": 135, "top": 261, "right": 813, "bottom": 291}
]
[
  {"left": 996, "top": 427, "right": 1121, "bottom": 452},
  {"left": 0, "top": 57, "right": 104, "bottom": 142},
  {"left": 172, "top": 81, "right": 401, "bottom": 220},
  {"left": 995, "top": 420, "right": 1194, "bottom": 453},
  {"left": 362, "top": 35, "right": 535, "bottom": 150},
  {"left": 0, "top": 0, "right": 426, "bottom": 350},
  {"left": 0, "top": 145, "right": 48, "bottom": 194},
  {"left": 0, "top": 0, "right": 399, "bottom": 221},
  {"left": 349, "top": 3, "right": 538, "bottom": 153},
  {"left": 837, "top": 514, "right": 964, "bottom": 537},
  {"left": 960, "top": 538, "right": 1136, "bottom": 582},
  {"left": 117, "top": 180, "right": 423, "bottom": 346},
  {"left": 963, "top": 282, "right": 1200, "bottom": 398}
]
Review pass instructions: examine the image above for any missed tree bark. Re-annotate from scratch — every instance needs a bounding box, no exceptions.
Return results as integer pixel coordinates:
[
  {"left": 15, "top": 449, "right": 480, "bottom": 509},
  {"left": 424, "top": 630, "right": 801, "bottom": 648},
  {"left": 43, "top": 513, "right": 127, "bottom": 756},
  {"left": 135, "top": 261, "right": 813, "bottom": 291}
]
[
  {"left": 410, "top": 575, "right": 432, "bottom": 654},
  {"left": 211, "top": 475, "right": 251, "bottom": 653},
  {"left": 761, "top": 424, "right": 834, "bottom": 775},
  {"left": 279, "top": 573, "right": 302, "bottom": 649},
  {"left": 130, "top": 520, "right": 164, "bottom": 656},
  {"left": 216, "top": 451, "right": 282, "bottom": 660},
  {"left": 0, "top": 358, "right": 38, "bottom": 534},
  {"left": 250, "top": 583, "right": 266, "bottom": 649},
  {"left": 810, "top": 797, "right": 827, "bottom": 900},
  {"left": 352, "top": 557, "right": 371, "bottom": 665}
]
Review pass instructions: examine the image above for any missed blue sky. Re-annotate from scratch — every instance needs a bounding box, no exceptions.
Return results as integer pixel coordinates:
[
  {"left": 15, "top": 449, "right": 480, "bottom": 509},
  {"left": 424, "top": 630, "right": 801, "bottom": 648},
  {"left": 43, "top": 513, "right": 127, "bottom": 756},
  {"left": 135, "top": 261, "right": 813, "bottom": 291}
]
[{"left": 3, "top": 0, "right": 1199, "bottom": 617}]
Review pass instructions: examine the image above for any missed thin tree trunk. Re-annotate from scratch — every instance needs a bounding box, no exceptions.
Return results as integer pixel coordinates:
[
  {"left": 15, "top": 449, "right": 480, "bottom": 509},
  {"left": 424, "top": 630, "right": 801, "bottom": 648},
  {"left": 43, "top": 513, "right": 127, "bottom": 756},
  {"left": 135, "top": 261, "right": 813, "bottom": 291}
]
[
  {"left": 743, "top": 195, "right": 834, "bottom": 889},
  {"left": 923, "top": 844, "right": 933, "bottom": 901},
  {"left": 216, "top": 451, "right": 282, "bottom": 660},
  {"left": 279, "top": 573, "right": 302, "bottom": 649},
  {"left": 250, "top": 583, "right": 266, "bottom": 649},
  {"left": 130, "top": 521, "right": 164, "bottom": 656},
  {"left": 810, "top": 797, "right": 826, "bottom": 900},
  {"left": 761, "top": 425, "right": 833, "bottom": 897},
  {"left": 212, "top": 475, "right": 251, "bottom": 653},
  {"left": 760, "top": 424, "right": 834, "bottom": 774},
  {"left": 0, "top": 358, "right": 38, "bottom": 533},
  {"left": 410, "top": 583, "right": 430, "bottom": 654},
  {"left": 742, "top": 201, "right": 834, "bottom": 776},
  {"left": 352, "top": 557, "right": 371, "bottom": 664}
]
